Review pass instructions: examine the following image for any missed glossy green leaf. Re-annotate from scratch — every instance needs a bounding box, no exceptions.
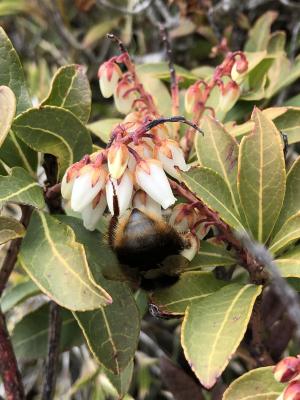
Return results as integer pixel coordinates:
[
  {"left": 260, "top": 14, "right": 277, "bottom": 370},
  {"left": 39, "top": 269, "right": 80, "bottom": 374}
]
[
  {"left": 223, "top": 366, "right": 284, "bottom": 400},
  {"left": 13, "top": 106, "right": 92, "bottom": 177},
  {"left": 180, "top": 167, "right": 244, "bottom": 230},
  {"left": 196, "top": 116, "right": 240, "bottom": 214},
  {"left": 276, "top": 246, "right": 300, "bottom": 278},
  {"left": 1, "top": 279, "right": 39, "bottom": 313},
  {"left": 269, "top": 213, "right": 300, "bottom": 255},
  {"left": 244, "top": 11, "right": 278, "bottom": 52},
  {"left": 42, "top": 65, "right": 91, "bottom": 124},
  {"left": 0, "top": 216, "right": 25, "bottom": 244},
  {"left": 74, "top": 281, "right": 140, "bottom": 373},
  {"left": 19, "top": 211, "right": 112, "bottom": 311},
  {"left": 0, "top": 27, "right": 31, "bottom": 114},
  {"left": 0, "top": 167, "right": 44, "bottom": 208},
  {"left": 56, "top": 216, "right": 140, "bottom": 373},
  {"left": 182, "top": 283, "right": 262, "bottom": 389},
  {"left": 0, "top": 86, "right": 16, "bottom": 147},
  {"left": 0, "top": 131, "right": 37, "bottom": 176},
  {"left": 274, "top": 156, "right": 300, "bottom": 235},
  {"left": 12, "top": 303, "right": 83, "bottom": 360},
  {"left": 88, "top": 118, "right": 122, "bottom": 144},
  {"left": 188, "top": 241, "right": 236, "bottom": 269},
  {"left": 105, "top": 360, "right": 134, "bottom": 398},
  {"left": 238, "top": 108, "right": 286, "bottom": 243},
  {"left": 151, "top": 272, "right": 227, "bottom": 315}
]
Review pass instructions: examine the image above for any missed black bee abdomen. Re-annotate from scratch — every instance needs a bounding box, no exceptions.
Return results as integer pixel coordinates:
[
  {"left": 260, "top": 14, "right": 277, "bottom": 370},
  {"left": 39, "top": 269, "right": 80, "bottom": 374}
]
[{"left": 114, "top": 209, "right": 184, "bottom": 270}]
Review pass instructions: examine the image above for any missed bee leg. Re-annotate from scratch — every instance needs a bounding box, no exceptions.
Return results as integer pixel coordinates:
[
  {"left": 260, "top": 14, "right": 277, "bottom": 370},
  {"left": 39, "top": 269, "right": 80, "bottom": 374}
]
[
  {"left": 280, "top": 130, "right": 288, "bottom": 161},
  {"left": 108, "top": 179, "right": 120, "bottom": 246}
]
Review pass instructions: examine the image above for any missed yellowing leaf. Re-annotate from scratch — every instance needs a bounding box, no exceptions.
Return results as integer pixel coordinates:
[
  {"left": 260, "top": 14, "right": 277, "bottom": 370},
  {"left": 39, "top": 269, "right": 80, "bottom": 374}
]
[
  {"left": 0, "top": 85, "right": 16, "bottom": 147},
  {"left": 181, "top": 283, "right": 262, "bottom": 389},
  {"left": 19, "top": 211, "right": 112, "bottom": 311},
  {"left": 245, "top": 11, "right": 278, "bottom": 52},
  {"left": 269, "top": 212, "right": 300, "bottom": 255},
  {"left": 276, "top": 246, "right": 300, "bottom": 278},
  {"left": 238, "top": 108, "right": 286, "bottom": 243},
  {"left": 0, "top": 216, "right": 25, "bottom": 244},
  {"left": 196, "top": 116, "right": 240, "bottom": 214},
  {"left": 180, "top": 167, "right": 244, "bottom": 230},
  {"left": 223, "top": 366, "right": 284, "bottom": 400},
  {"left": 151, "top": 272, "right": 227, "bottom": 315}
]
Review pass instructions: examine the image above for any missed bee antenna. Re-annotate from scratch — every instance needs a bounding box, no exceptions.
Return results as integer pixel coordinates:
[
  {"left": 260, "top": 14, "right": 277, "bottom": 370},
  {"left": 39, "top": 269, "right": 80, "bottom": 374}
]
[{"left": 144, "top": 116, "right": 204, "bottom": 136}]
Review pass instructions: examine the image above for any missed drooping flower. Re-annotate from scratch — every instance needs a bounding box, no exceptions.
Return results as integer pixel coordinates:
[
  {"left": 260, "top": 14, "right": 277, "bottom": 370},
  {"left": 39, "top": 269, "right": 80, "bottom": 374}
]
[
  {"left": 107, "top": 143, "right": 129, "bottom": 179},
  {"left": 282, "top": 381, "right": 300, "bottom": 400},
  {"left": 81, "top": 190, "right": 107, "bottom": 231},
  {"left": 135, "top": 159, "right": 176, "bottom": 209},
  {"left": 98, "top": 60, "right": 122, "bottom": 98},
  {"left": 218, "top": 81, "right": 240, "bottom": 113},
  {"left": 169, "top": 204, "right": 198, "bottom": 233},
  {"left": 71, "top": 164, "right": 107, "bottom": 212},
  {"left": 180, "top": 231, "right": 199, "bottom": 261},
  {"left": 274, "top": 357, "right": 300, "bottom": 383},
  {"left": 132, "top": 189, "right": 161, "bottom": 217},
  {"left": 114, "top": 77, "right": 138, "bottom": 114},
  {"left": 154, "top": 139, "right": 190, "bottom": 179},
  {"left": 106, "top": 170, "right": 133, "bottom": 216}
]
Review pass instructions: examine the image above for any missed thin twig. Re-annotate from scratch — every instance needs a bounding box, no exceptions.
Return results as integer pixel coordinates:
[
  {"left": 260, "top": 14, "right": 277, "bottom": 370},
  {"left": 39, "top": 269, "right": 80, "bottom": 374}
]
[
  {"left": 96, "top": 0, "right": 154, "bottom": 14},
  {"left": 42, "top": 302, "right": 62, "bottom": 400},
  {"left": 0, "top": 311, "right": 25, "bottom": 400}
]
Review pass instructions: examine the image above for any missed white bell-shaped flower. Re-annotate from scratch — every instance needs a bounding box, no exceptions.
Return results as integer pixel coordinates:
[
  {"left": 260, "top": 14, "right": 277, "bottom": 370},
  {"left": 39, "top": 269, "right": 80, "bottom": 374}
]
[
  {"left": 180, "top": 232, "right": 199, "bottom": 261},
  {"left": 127, "top": 141, "right": 153, "bottom": 172},
  {"left": 114, "top": 78, "right": 138, "bottom": 114},
  {"left": 155, "top": 139, "right": 190, "bottom": 179},
  {"left": 135, "top": 159, "right": 176, "bottom": 209},
  {"left": 169, "top": 204, "right": 198, "bottom": 233},
  {"left": 133, "top": 190, "right": 162, "bottom": 217},
  {"left": 71, "top": 165, "right": 107, "bottom": 212},
  {"left": 106, "top": 170, "right": 133, "bottom": 216},
  {"left": 81, "top": 191, "right": 107, "bottom": 231},
  {"left": 61, "top": 169, "right": 75, "bottom": 200},
  {"left": 98, "top": 61, "right": 122, "bottom": 98},
  {"left": 107, "top": 143, "right": 129, "bottom": 179}
]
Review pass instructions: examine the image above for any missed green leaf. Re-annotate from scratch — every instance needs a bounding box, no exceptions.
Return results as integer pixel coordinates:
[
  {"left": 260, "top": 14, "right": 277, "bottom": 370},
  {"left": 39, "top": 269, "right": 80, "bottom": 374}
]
[
  {"left": 151, "top": 272, "right": 227, "bottom": 315},
  {"left": 105, "top": 360, "right": 134, "bottom": 398},
  {"left": 267, "top": 31, "right": 286, "bottom": 53},
  {"left": 74, "top": 281, "right": 140, "bottom": 373},
  {"left": 269, "top": 213, "right": 300, "bottom": 255},
  {"left": 188, "top": 241, "right": 236, "bottom": 269},
  {"left": 196, "top": 116, "right": 240, "bottom": 214},
  {"left": 138, "top": 73, "right": 171, "bottom": 116},
  {"left": 0, "top": 216, "right": 25, "bottom": 244},
  {"left": 87, "top": 118, "right": 122, "bottom": 144},
  {"left": 0, "top": 131, "right": 37, "bottom": 176},
  {"left": 19, "top": 211, "right": 112, "bottom": 311},
  {"left": 182, "top": 283, "right": 262, "bottom": 389},
  {"left": 180, "top": 167, "right": 244, "bottom": 230},
  {"left": 57, "top": 216, "right": 140, "bottom": 374},
  {"left": 244, "top": 11, "right": 278, "bottom": 52},
  {"left": 276, "top": 246, "right": 300, "bottom": 278},
  {"left": 223, "top": 366, "right": 284, "bottom": 400},
  {"left": 273, "top": 156, "right": 300, "bottom": 234},
  {"left": 238, "top": 108, "right": 286, "bottom": 243},
  {"left": 12, "top": 303, "right": 83, "bottom": 360},
  {"left": 136, "top": 62, "right": 198, "bottom": 81},
  {"left": 83, "top": 19, "right": 121, "bottom": 48},
  {"left": 0, "top": 167, "right": 44, "bottom": 208},
  {"left": 0, "top": 86, "right": 16, "bottom": 147},
  {"left": 13, "top": 106, "right": 92, "bottom": 178},
  {"left": 42, "top": 65, "right": 91, "bottom": 124},
  {"left": 0, "top": 28, "right": 31, "bottom": 114},
  {"left": 1, "top": 279, "right": 39, "bottom": 313}
]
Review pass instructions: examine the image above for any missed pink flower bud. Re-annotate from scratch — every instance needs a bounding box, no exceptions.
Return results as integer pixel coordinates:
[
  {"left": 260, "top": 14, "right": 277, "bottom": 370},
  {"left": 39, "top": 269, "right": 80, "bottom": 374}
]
[
  {"left": 274, "top": 357, "right": 300, "bottom": 383},
  {"left": 169, "top": 204, "right": 198, "bottom": 233},
  {"left": 218, "top": 81, "right": 240, "bottom": 112},
  {"left": 81, "top": 190, "right": 107, "bottom": 231},
  {"left": 98, "top": 60, "right": 122, "bottom": 98},
  {"left": 114, "top": 78, "right": 138, "bottom": 114},
  {"left": 283, "top": 381, "right": 300, "bottom": 400},
  {"left": 106, "top": 170, "right": 133, "bottom": 216},
  {"left": 180, "top": 231, "right": 199, "bottom": 261},
  {"left": 155, "top": 139, "right": 190, "bottom": 179},
  {"left": 107, "top": 143, "right": 129, "bottom": 180},
  {"left": 235, "top": 57, "right": 248, "bottom": 74},
  {"left": 135, "top": 159, "right": 176, "bottom": 209},
  {"left": 185, "top": 83, "right": 201, "bottom": 114}
]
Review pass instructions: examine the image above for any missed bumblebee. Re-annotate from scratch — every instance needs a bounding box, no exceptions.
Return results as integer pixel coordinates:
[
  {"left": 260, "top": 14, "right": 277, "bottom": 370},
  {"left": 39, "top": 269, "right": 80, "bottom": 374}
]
[{"left": 108, "top": 208, "right": 189, "bottom": 289}]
